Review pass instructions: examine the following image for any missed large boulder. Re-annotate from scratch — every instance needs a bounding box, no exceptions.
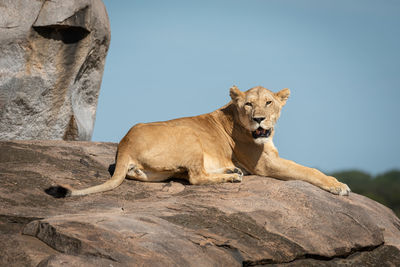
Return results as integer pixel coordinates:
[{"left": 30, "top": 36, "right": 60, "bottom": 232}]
[
  {"left": 0, "top": 140, "right": 400, "bottom": 266},
  {"left": 0, "top": 0, "right": 110, "bottom": 141}
]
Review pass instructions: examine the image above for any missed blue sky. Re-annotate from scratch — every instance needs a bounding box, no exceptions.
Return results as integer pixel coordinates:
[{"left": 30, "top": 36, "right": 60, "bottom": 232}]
[{"left": 94, "top": 0, "right": 400, "bottom": 175}]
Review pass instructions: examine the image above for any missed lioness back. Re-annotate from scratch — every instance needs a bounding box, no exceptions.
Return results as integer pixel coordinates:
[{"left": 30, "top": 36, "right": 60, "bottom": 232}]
[{"left": 120, "top": 112, "right": 234, "bottom": 172}]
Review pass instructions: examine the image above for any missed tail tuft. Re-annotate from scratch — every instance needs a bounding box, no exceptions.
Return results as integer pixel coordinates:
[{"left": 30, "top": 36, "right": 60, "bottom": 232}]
[{"left": 45, "top": 186, "right": 71, "bottom": 198}]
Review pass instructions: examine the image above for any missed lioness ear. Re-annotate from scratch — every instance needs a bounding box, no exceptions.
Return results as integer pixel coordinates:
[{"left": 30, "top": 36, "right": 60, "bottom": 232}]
[
  {"left": 275, "top": 88, "right": 290, "bottom": 106},
  {"left": 229, "top": 85, "right": 244, "bottom": 102}
]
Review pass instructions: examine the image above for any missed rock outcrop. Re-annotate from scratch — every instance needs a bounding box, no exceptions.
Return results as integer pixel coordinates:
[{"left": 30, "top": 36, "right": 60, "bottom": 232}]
[
  {"left": 0, "top": 0, "right": 110, "bottom": 141},
  {"left": 0, "top": 140, "right": 400, "bottom": 266}
]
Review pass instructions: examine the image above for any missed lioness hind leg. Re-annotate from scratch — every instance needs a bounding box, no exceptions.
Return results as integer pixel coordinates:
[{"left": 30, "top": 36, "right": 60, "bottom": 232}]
[
  {"left": 126, "top": 164, "right": 171, "bottom": 182},
  {"left": 208, "top": 167, "right": 244, "bottom": 176},
  {"left": 188, "top": 169, "right": 242, "bottom": 185},
  {"left": 126, "top": 164, "right": 146, "bottom": 179}
]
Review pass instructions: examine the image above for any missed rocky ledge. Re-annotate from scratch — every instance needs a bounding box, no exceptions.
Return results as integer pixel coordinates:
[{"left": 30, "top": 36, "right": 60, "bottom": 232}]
[{"left": 0, "top": 140, "right": 399, "bottom": 266}]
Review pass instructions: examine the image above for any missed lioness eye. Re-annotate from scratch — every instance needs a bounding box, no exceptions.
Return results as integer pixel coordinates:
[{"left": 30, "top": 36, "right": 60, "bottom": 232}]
[
  {"left": 245, "top": 102, "right": 252, "bottom": 107},
  {"left": 266, "top": 101, "right": 272, "bottom": 106}
]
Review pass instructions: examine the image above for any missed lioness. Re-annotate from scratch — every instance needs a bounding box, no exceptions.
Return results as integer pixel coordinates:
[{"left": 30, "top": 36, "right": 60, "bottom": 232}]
[{"left": 47, "top": 86, "right": 350, "bottom": 197}]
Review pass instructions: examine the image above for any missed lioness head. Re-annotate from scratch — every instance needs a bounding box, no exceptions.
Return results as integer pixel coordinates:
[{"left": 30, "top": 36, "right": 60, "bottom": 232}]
[{"left": 230, "top": 86, "right": 290, "bottom": 145}]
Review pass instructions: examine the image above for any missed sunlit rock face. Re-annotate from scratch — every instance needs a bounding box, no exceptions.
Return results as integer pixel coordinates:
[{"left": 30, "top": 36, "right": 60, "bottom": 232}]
[
  {"left": 0, "top": 0, "right": 110, "bottom": 140},
  {"left": 1, "top": 141, "right": 400, "bottom": 266}
]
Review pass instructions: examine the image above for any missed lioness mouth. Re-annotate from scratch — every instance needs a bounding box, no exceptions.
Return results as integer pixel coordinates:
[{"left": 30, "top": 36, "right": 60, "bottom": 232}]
[{"left": 252, "top": 127, "right": 271, "bottom": 139}]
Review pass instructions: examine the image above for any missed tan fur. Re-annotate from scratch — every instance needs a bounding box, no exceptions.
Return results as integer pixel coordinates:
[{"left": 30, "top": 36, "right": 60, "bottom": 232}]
[{"left": 68, "top": 86, "right": 350, "bottom": 196}]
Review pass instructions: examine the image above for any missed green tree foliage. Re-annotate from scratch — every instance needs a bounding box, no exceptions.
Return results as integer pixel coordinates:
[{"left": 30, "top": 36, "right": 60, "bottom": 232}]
[{"left": 332, "top": 170, "right": 400, "bottom": 218}]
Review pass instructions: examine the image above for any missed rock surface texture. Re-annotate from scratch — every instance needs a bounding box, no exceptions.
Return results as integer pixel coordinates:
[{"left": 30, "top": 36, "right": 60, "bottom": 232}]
[
  {"left": 0, "top": 0, "right": 110, "bottom": 141},
  {"left": 1, "top": 140, "right": 400, "bottom": 266}
]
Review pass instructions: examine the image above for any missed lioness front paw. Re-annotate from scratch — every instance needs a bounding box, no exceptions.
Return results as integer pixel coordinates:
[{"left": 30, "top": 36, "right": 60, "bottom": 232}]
[{"left": 326, "top": 178, "right": 351, "bottom": 196}]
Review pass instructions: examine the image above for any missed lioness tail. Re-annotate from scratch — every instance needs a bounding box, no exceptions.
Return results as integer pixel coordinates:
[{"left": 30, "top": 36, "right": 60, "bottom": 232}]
[{"left": 45, "top": 156, "right": 130, "bottom": 198}]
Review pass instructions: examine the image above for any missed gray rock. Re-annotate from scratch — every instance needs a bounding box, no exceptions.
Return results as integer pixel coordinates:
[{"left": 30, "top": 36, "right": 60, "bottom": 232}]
[
  {"left": 0, "top": 140, "right": 400, "bottom": 266},
  {"left": 0, "top": 0, "right": 110, "bottom": 141}
]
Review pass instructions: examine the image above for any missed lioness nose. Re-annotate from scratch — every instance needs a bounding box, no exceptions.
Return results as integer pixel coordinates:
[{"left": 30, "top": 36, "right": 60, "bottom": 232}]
[{"left": 253, "top": 117, "right": 265, "bottom": 123}]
